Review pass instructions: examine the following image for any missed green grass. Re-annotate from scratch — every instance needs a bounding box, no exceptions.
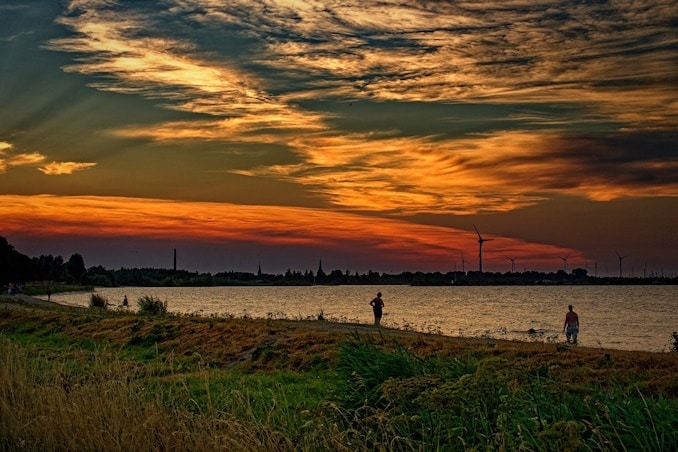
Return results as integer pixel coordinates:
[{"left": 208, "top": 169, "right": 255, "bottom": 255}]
[
  {"left": 328, "top": 333, "right": 678, "bottom": 451},
  {"left": 0, "top": 306, "right": 676, "bottom": 451},
  {"left": 0, "top": 335, "right": 341, "bottom": 451}
]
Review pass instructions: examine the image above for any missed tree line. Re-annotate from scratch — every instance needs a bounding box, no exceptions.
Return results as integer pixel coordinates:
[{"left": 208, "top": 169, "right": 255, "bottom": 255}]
[
  {"left": 1, "top": 236, "right": 86, "bottom": 286},
  {"left": 2, "top": 236, "right": 675, "bottom": 288}
]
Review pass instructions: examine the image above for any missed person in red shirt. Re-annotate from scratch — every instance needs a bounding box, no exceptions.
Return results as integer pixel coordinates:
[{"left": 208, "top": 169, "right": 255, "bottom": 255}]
[{"left": 563, "top": 305, "right": 579, "bottom": 344}]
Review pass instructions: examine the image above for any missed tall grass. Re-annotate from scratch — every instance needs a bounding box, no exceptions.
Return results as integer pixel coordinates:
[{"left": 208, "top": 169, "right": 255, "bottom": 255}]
[
  {"left": 1, "top": 327, "right": 676, "bottom": 451},
  {"left": 0, "top": 336, "right": 312, "bottom": 451},
  {"left": 330, "top": 333, "right": 678, "bottom": 451}
]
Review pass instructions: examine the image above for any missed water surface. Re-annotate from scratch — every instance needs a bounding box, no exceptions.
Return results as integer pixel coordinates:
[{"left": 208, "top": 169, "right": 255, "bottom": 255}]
[{"left": 45, "top": 285, "right": 678, "bottom": 352}]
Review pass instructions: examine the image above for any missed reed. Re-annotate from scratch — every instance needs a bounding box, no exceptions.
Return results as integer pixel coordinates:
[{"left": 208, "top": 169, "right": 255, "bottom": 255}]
[
  {"left": 89, "top": 293, "right": 108, "bottom": 309},
  {"left": 137, "top": 295, "right": 168, "bottom": 315}
]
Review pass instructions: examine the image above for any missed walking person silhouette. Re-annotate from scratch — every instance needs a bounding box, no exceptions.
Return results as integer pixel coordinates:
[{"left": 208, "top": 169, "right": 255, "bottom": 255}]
[{"left": 370, "top": 292, "right": 384, "bottom": 325}]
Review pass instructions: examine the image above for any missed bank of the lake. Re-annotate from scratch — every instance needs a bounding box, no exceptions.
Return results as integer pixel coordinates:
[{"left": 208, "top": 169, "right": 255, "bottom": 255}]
[
  {"left": 1, "top": 296, "right": 677, "bottom": 451},
  {"left": 44, "top": 284, "right": 678, "bottom": 352}
]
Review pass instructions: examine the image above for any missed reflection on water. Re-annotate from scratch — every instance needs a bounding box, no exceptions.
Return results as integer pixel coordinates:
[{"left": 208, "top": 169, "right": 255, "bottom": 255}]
[{"left": 46, "top": 285, "right": 678, "bottom": 352}]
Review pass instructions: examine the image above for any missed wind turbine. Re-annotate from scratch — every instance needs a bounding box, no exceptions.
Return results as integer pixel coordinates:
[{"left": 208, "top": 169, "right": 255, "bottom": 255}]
[
  {"left": 506, "top": 256, "right": 518, "bottom": 273},
  {"left": 473, "top": 225, "right": 493, "bottom": 273},
  {"left": 616, "top": 251, "right": 627, "bottom": 278},
  {"left": 560, "top": 255, "right": 570, "bottom": 273},
  {"left": 460, "top": 251, "right": 471, "bottom": 274}
]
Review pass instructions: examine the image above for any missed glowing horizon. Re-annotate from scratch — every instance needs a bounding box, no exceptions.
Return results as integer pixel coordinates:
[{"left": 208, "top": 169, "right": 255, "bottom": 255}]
[{"left": 2, "top": 194, "right": 586, "bottom": 274}]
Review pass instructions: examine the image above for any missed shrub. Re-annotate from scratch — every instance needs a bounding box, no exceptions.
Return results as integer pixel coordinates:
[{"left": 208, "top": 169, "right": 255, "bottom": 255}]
[
  {"left": 137, "top": 295, "right": 168, "bottom": 315},
  {"left": 672, "top": 332, "right": 678, "bottom": 352},
  {"left": 89, "top": 293, "right": 108, "bottom": 309}
]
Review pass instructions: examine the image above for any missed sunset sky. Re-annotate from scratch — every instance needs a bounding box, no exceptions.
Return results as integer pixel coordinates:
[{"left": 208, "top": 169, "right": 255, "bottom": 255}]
[{"left": 1, "top": 1, "right": 676, "bottom": 276}]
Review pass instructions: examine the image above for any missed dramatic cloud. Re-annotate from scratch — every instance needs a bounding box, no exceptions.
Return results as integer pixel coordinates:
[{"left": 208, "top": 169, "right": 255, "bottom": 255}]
[
  {"left": 47, "top": 2, "right": 330, "bottom": 135},
  {"left": 176, "top": 0, "right": 678, "bottom": 125},
  {"left": 45, "top": 0, "right": 678, "bottom": 216},
  {"left": 238, "top": 129, "right": 678, "bottom": 213}
]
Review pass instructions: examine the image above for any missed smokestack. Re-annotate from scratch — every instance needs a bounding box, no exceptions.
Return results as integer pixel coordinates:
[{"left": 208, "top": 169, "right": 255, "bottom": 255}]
[{"left": 173, "top": 248, "right": 177, "bottom": 272}]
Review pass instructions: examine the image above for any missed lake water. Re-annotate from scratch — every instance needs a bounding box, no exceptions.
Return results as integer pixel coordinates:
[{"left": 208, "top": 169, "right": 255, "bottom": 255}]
[{"left": 43, "top": 285, "right": 678, "bottom": 353}]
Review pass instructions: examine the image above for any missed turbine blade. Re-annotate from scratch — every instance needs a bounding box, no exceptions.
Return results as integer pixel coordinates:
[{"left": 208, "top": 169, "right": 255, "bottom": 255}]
[{"left": 473, "top": 224, "right": 482, "bottom": 239}]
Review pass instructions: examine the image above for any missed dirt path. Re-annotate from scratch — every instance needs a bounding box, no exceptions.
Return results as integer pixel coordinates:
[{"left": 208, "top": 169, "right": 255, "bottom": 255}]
[{"left": 0, "top": 294, "right": 68, "bottom": 310}]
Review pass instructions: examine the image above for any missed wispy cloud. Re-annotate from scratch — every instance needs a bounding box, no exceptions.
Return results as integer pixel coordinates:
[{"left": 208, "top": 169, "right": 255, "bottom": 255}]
[
  {"left": 239, "top": 129, "right": 678, "bottom": 213},
  {"left": 6, "top": 152, "right": 45, "bottom": 166},
  {"left": 0, "top": 30, "right": 34, "bottom": 42},
  {"left": 49, "top": 1, "right": 678, "bottom": 126},
  {"left": 213, "top": 0, "right": 677, "bottom": 126},
  {"left": 0, "top": 141, "right": 95, "bottom": 175},
  {"left": 46, "top": 1, "right": 678, "bottom": 215},
  {"left": 0, "top": 145, "right": 46, "bottom": 173},
  {"left": 0, "top": 4, "right": 30, "bottom": 11},
  {"left": 46, "top": 2, "right": 330, "bottom": 135},
  {"left": 38, "top": 161, "right": 97, "bottom": 175}
]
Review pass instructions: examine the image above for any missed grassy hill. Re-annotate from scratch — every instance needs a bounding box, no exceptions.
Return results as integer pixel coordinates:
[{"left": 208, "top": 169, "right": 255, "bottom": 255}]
[{"left": 1, "top": 295, "right": 677, "bottom": 450}]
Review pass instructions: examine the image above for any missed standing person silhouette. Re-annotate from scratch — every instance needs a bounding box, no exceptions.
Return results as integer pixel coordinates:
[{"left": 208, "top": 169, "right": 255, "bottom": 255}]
[
  {"left": 563, "top": 305, "right": 579, "bottom": 344},
  {"left": 370, "top": 292, "right": 384, "bottom": 325}
]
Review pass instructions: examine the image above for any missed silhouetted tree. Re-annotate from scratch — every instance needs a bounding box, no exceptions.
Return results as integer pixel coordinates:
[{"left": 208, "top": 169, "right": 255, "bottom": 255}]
[
  {"left": 0, "top": 236, "right": 34, "bottom": 284},
  {"left": 33, "top": 254, "right": 65, "bottom": 281},
  {"left": 66, "top": 253, "right": 87, "bottom": 284}
]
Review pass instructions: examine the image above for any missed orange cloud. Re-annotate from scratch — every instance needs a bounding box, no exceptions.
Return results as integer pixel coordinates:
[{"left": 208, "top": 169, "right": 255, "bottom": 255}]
[
  {"left": 1, "top": 194, "right": 580, "bottom": 272},
  {"left": 240, "top": 129, "right": 678, "bottom": 214}
]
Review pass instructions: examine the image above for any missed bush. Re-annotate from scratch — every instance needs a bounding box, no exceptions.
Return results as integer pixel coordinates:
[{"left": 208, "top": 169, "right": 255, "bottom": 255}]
[
  {"left": 137, "top": 295, "right": 168, "bottom": 315},
  {"left": 672, "top": 332, "right": 678, "bottom": 352},
  {"left": 89, "top": 293, "right": 108, "bottom": 309}
]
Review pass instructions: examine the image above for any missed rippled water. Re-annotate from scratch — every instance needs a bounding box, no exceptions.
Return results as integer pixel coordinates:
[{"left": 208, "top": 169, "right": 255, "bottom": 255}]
[{"left": 45, "top": 285, "right": 678, "bottom": 352}]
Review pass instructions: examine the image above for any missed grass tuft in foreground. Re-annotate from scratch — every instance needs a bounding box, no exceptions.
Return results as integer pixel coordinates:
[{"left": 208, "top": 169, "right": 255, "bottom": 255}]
[
  {"left": 137, "top": 295, "right": 168, "bottom": 315},
  {"left": 89, "top": 293, "right": 108, "bottom": 309}
]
